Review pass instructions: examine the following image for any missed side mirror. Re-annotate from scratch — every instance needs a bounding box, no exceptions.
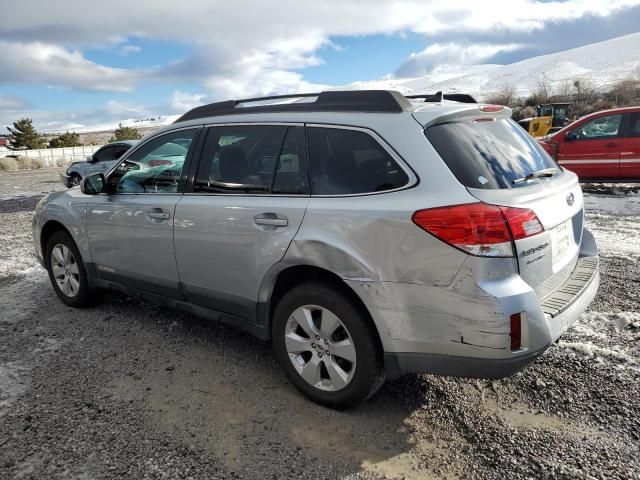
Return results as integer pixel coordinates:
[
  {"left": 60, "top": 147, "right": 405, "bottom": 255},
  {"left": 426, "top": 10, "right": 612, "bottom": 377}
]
[
  {"left": 565, "top": 131, "right": 578, "bottom": 141},
  {"left": 80, "top": 173, "right": 105, "bottom": 195}
]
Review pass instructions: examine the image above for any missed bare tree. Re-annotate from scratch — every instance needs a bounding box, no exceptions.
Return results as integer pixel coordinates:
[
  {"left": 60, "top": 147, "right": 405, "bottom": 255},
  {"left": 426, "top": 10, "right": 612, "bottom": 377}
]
[
  {"left": 534, "top": 73, "right": 552, "bottom": 104},
  {"left": 571, "top": 78, "right": 598, "bottom": 117},
  {"left": 610, "top": 78, "right": 640, "bottom": 106},
  {"left": 555, "top": 79, "right": 573, "bottom": 103},
  {"left": 486, "top": 81, "right": 517, "bottom": 107}
]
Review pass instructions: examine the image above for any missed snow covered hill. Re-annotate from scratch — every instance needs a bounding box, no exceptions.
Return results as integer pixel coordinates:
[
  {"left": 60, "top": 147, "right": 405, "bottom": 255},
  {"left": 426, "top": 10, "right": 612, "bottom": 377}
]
[
  {"left": 343, "top": 33, "right": 640, "bottom": 100},
  {"left": 46, "top": 114, "right": 181, "bottom": 136},
  {"left": 62, "top": 33, "right": 640, "bottom": 134}
]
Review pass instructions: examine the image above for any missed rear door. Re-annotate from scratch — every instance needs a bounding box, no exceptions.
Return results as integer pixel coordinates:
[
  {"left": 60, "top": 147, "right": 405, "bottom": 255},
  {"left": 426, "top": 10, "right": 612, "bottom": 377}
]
[
  {"left": 557, "top": 113, "right": 623, "bottom": 180},
  {"left": 173, "top": 124, "right": 309, "bottom": 321},
  {"left": 620, "top": 111, "right": 640, "bottom": 179},
  {"left": 424, "top": 117, "right": 584, "bottom": 310}
]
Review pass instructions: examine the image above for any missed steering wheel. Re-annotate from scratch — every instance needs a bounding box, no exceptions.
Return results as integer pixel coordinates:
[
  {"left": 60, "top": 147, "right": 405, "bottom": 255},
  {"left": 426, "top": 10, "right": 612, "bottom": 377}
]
[{"left": 151, "top": 169, "right": 180, "bottom": 192}]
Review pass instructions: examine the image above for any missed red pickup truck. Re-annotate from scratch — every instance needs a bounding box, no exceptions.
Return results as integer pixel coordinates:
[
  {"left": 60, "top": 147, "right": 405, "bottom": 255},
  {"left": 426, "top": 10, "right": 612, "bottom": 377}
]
[{"left": 538, "top": 106, "right": 640, "bottom": 182}]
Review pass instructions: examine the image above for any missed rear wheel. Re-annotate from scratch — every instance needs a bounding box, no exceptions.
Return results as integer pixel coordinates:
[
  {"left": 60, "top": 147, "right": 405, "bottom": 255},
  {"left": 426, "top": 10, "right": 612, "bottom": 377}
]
[
  {"left": 272, "top": 281, "right": 384, "bottom": 409},
  {"left": 45, "top": 230, "right": 94, "bottom": 307}
]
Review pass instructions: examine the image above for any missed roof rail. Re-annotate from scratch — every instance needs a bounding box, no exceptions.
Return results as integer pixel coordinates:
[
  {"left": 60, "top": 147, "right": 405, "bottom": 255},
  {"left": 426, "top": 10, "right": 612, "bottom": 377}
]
[
  {"left": 175, "top": 90, "right": 413, "bottom": 123},
  {"left": 406, "top": 92, "right": 477, "bottom": 104}
]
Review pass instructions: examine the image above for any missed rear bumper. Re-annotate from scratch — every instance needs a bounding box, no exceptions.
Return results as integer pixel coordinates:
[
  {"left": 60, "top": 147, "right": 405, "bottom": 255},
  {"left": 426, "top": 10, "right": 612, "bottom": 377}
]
[
  {"left": 348, "top": 227, "right": 600, "bottom": 380},
  {"left": 384, "top": 345, "right": 548, "bottom": 380}
]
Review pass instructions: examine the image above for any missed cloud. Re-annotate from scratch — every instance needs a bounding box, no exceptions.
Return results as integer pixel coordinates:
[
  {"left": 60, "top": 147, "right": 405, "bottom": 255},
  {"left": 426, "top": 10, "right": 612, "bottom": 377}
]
[
  {"left": 1, "top": 0, "right": 638, "bottom": 97},
  {"left": 0, "top": 41, "right": 138, "bottom": 91},
  {"left": 0, "top": 94, "right": 30, "bottom": 110},
  {"left": 170, "top": 91, "right": 207, "bottom": 111},
  {"left": 395, "top": 43, "right": 524, "bottom": 77}
]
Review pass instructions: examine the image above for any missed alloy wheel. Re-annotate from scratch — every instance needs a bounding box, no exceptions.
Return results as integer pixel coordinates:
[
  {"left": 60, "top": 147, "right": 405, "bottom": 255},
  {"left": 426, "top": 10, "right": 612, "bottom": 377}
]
[
  {"left": 50, "top": 243, "right": 80, "bottom": 297},
  {"left": 285, "top": 305, "right": 357, "bottom": 391}
]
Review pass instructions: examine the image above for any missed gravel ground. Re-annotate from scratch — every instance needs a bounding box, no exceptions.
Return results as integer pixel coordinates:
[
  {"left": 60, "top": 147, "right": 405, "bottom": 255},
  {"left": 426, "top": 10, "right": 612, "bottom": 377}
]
[{"left": 0, "top": 169, "right": 638, "bottom": 480}]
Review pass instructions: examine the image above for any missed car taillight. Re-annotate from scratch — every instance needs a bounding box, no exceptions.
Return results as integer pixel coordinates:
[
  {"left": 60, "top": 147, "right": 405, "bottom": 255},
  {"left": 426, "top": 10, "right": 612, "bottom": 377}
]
[
  {"left": 412, "top": 203, "right": 544, "bottom": 257},
  {"left": 500, "top": 207, "right": 544, "bottom": 240}
]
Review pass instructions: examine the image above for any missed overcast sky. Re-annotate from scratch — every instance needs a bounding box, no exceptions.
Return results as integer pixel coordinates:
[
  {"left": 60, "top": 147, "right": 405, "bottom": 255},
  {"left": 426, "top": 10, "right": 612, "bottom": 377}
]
[{"left": 1, "top": 0, "right": 639, "bottom": 131}]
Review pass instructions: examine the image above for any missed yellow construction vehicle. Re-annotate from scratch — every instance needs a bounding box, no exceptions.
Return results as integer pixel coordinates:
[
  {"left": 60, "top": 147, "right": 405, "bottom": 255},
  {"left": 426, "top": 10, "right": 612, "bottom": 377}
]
[{"left": 518, "top": 103, "right": 571, "bottom": 137}]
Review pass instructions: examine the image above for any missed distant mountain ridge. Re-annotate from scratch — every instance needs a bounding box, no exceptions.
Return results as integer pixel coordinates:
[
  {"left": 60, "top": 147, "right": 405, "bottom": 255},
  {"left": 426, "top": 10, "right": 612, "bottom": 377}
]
[{"left": 343, "top": 33, "right": 640, "bottom": 99}]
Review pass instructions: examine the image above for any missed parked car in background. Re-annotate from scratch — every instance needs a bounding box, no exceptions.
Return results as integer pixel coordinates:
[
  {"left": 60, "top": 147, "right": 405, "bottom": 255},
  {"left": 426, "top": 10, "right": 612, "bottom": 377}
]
[
  {"left": 538, "top": 107, "right": 640, "bottom": 182},
  {"left": 34, "top": 90, "right": 599, "bottom": 408},
  {"left": 62, "top": 140, "right": 137, "bottom": 187}
]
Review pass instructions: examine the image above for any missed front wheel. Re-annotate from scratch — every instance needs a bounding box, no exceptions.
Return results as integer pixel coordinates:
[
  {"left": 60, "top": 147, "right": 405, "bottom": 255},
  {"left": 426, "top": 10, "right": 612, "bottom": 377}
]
[
  {"left": 70, "top": 173, "right": 81, "bottom": 186},
  {"left": 272, "top": 281, "right": 385, "bottom": 409},
  {"left": 45, "top": 230, "right": 94, "bottom": 307}
]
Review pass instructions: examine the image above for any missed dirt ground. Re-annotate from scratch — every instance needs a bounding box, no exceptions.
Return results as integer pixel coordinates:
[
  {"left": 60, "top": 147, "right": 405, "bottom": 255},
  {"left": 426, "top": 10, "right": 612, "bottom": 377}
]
[{"left": 1, "top": 169, "right": 639, "bottom": 480}]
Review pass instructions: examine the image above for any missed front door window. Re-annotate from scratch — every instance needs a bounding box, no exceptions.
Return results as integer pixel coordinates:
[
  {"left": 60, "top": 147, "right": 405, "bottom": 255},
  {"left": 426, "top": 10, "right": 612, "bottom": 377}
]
[{"left": 108, "top": 129, "right": 198, "bottom": 193}]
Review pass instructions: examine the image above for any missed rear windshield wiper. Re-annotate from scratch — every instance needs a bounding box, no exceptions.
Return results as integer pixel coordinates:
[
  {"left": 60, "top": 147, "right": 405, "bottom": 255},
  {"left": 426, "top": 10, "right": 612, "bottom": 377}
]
[{"left": 512, "top": 167, "right": 558, "bottom": 185}]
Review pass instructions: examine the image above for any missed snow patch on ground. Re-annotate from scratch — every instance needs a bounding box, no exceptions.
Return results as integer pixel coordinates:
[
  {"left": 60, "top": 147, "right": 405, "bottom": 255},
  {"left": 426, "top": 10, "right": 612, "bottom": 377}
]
[
  {"left": 573, "top": 311, "right": 640, "bottom": 339},
  {"left": 563, "top": 311, "right": 640, "bottom": 372},
  {"left": 583, "top": 192, "right": 640, "bottom": 260},
  {"left": 583, "top": 192, "right": 640, "bottom": 216},
  {"left": 0, "top": 362, "right": 31, "bottom": 417},
  {"left": 559, "top": 341, "right": 636, "bottom": 365}
]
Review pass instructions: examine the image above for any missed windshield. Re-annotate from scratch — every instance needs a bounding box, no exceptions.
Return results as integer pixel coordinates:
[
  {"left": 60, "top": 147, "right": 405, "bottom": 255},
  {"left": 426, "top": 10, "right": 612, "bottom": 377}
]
[{"left": 425, "top": 118, "right": 559, "bottom": 189}]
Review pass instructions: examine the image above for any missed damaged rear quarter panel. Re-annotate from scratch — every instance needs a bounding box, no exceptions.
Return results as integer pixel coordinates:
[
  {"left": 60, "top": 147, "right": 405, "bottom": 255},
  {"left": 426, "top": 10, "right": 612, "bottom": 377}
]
[{"left": 289, "top": 192, "right": 469, "bottom": 286}]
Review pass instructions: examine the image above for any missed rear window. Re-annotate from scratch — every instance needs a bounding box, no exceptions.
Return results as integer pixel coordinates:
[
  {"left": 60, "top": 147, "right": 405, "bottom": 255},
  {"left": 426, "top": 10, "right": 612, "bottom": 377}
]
[{"left": 425, "top": 119, "right": 558, "bottom": 189}]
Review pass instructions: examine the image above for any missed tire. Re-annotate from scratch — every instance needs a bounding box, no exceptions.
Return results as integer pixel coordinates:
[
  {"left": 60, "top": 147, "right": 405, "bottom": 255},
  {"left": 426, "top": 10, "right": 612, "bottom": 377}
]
[
  {"left": 272, "top": 281, "right": 385, "bottom": 409},
  {"left": 70, "top": 173, "right": 81, "bottom": 186},
  {"left": 45, "top": 230, "right": 94, "bottom": 307}
]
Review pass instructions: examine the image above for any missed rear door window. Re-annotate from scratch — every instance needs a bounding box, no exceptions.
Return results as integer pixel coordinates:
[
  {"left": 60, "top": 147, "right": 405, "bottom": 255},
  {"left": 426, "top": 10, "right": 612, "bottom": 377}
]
[
  {"left": 308, "top": 127, "right": 409, "bottom": 195},
  {"left": 624, "top": 112, "right": 640, "bottom": 138},
  {"left": 425, "top": 118, "right": 558, "bottom": 190},
  {"left": 194, "top": 125, "right": 309, "bottom": 194},
  {"left": 112, "top": 144, "right": 130, "bottom": 159},
  {"left": 94, "top": 146, "right": 115, "bottom": 162}
]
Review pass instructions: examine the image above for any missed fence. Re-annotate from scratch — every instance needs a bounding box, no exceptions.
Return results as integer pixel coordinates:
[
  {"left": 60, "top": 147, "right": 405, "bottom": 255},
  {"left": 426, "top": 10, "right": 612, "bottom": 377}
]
[{"left": 4, "top": 145, "right": 104, "bottom": 168}]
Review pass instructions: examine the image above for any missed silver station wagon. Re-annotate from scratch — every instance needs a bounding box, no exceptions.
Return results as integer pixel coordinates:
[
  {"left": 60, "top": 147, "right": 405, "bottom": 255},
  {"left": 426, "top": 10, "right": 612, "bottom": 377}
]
[{"left": 33, "top": 90, "right": 599, "bottom": 408}]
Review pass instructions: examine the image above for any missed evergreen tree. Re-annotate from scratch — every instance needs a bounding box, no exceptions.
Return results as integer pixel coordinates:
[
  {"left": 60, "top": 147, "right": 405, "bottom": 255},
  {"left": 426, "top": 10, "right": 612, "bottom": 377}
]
[
  {"left": 49, "top": 131, "right": 81, "bottom": 148},
  {"left": 7, "top": 118, "right": 45, "bottom": 149},
  {"left": 109, "top": 123, "right": 142, "bottom": 142}
]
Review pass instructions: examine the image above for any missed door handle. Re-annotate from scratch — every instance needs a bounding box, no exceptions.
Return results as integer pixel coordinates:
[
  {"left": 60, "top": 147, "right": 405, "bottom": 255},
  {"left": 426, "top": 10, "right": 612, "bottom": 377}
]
[
  {"left": 605, "top": 142, "right": 618, "bottom": 148},
  {"left": 147, "top": 209, "right": 170, "bottom": 221},
  {"left": 254, "top": 213, "right": 288, "bottom": 227}
]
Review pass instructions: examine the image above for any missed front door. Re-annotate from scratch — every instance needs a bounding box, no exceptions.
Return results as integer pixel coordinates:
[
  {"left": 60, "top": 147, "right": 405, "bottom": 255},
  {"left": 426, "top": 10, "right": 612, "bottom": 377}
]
[
  {"left": 557, "top": 113, "right": 622, "bottom": 180},
  {"left": 174, "top": 124, "right": 310, "bottom": 320},
  {"left": 86, "top": 127, "right": 200, "bottom": 296}
]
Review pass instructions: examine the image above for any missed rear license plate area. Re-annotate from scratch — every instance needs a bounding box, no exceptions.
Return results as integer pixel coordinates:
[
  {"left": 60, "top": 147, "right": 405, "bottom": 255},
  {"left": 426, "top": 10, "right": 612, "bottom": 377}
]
[{"left": 551, "top": 219, "right": 572, "bottom": 259}]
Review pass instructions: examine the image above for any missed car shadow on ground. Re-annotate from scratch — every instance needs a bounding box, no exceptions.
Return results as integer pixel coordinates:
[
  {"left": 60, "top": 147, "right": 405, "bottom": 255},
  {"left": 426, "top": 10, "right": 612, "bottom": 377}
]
[
  {"left": 0, "top": 195, "right": 43, "bottom": 214},
  {"left": 96, "top": 291, "right": 449, "bottom": 479}
]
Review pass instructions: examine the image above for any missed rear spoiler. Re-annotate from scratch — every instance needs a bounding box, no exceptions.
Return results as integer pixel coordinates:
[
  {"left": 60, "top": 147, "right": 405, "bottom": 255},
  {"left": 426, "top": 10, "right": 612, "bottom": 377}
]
[{"left": 413, "top": 105, "right": 513, "bottom": 128}]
